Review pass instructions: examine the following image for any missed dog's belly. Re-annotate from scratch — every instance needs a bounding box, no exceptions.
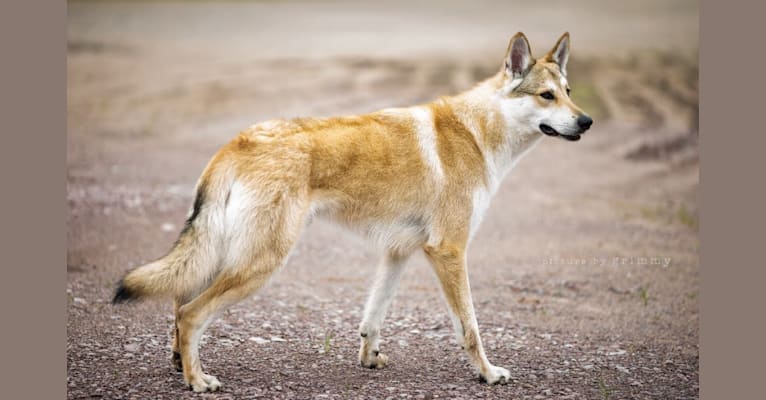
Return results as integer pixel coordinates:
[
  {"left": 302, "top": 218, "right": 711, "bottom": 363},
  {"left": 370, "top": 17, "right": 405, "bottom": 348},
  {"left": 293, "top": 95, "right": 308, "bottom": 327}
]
[
  {"left": 359, "top": 218, "right": 429, "bottom": 254},
  {"left": 310, "top": 197, "right": 430, "bottom": 253}
]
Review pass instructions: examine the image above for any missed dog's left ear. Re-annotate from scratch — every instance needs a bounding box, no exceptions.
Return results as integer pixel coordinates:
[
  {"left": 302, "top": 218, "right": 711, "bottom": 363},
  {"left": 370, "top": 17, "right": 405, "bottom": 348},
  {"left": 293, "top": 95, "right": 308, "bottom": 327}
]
[{"left": 546, "top": 32, "right": 570, "bottom": 76}]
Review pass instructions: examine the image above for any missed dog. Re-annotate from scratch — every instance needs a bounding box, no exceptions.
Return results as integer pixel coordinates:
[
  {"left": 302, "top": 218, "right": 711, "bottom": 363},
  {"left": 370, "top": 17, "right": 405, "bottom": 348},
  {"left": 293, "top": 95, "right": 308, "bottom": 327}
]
[{"left": 112, "top": 32, "right": 592, "bottom": 392}]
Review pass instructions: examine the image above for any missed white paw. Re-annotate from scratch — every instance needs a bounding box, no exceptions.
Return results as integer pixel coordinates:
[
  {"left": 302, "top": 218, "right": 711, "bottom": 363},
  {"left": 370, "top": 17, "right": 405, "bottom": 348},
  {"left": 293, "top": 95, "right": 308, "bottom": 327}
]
[
  {"left": 203, "top": 374, "right": 222, "bottom": 390},
  {"left": 360, "top": 350, "right": 389, "bottom": 369},
  {"left": 481, "top": 365, "right": 511, "bottom": 385},
  {"left": 189, "top": 374, "right": 222, "bottom": 392}
]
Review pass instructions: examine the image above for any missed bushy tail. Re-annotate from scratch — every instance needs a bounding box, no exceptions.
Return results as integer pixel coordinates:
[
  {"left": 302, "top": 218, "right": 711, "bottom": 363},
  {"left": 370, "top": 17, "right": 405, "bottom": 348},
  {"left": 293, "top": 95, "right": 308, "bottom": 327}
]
[{"left": 113, "top": 164, "right": 231, "bottom": 304}]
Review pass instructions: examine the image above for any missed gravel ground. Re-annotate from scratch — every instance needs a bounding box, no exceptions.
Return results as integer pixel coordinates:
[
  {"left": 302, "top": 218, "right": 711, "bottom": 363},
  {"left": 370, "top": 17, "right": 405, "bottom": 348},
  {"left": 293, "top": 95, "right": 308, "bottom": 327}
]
[{"left": 68, "top": 1, "right": 698, "bottom": 399}]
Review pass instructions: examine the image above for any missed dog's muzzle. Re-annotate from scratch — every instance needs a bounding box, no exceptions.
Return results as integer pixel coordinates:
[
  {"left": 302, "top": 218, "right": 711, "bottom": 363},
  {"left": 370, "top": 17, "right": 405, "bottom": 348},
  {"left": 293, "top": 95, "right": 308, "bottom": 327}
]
[{"left": 540, "top": 115, "right": 593, "bottom": 142}]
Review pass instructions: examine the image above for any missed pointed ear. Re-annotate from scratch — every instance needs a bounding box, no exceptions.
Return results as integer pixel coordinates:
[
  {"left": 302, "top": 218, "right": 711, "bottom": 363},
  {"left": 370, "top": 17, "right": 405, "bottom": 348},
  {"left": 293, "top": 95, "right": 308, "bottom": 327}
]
[
  {"left": 546, "top": 32, "right": 570, "bottom": 76},
  {"left": 504, "top": 32, "right": 534, "bottom": 80}
]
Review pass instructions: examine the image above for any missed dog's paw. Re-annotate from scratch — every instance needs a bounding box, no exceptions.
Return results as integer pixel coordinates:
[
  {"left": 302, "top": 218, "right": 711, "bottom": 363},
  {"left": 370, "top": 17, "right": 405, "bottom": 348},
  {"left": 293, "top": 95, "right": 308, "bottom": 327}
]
[
  {"left": 188, "top": 374, "right": 222, "bottom": 392},
  {"left": 170, "top": 351, "right": 183, "bottom": 372},
  {"left": 360, "top": 350, "right": 389, "bottom": 369},
  {"left": 479, "top": 365, "right": 511, "bottom": 385}
]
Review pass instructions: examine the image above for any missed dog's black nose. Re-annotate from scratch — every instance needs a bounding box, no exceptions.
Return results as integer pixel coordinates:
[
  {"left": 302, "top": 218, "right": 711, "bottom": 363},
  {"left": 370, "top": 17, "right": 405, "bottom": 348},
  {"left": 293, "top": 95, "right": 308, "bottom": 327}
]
[{"left": 577, "top": 115, "right": 593, "bottom": 131}]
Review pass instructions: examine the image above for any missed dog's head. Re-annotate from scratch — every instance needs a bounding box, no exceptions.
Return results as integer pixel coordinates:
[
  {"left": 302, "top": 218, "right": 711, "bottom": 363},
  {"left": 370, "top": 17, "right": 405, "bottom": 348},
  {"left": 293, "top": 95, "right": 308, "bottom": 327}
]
[{"left": 497, "top": 32, "right": 593, "bottom": 141}]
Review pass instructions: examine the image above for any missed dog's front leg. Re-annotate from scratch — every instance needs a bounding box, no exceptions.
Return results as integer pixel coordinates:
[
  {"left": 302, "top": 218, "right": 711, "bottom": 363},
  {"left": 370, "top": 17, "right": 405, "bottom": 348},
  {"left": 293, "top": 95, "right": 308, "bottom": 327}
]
[
  {"left": 424, "top": 241, "right": 511, "bottom": 384},
  {"left": 358, "top": 252, "right": 409, "bottom": 369}
]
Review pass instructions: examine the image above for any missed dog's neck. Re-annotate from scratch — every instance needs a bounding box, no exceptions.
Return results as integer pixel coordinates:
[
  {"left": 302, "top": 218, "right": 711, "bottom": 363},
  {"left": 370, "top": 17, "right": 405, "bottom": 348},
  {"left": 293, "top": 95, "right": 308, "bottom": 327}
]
[{"left": 445, "top": 72, "right": 544, "bottom": 188}]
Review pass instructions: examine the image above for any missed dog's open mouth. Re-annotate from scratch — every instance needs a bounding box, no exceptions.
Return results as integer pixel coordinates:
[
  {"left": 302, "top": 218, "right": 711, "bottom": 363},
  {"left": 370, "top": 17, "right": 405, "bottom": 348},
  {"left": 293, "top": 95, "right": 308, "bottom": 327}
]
[{"left": 539, "top": 124, "right": 581, "bottom": 141}]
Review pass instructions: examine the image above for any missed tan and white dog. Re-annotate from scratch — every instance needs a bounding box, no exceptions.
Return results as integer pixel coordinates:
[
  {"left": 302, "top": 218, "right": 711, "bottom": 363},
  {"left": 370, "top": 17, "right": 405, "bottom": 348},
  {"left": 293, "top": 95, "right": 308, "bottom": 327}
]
[{"left": 113, "top": 32, "right": 592, "bottom": 392}]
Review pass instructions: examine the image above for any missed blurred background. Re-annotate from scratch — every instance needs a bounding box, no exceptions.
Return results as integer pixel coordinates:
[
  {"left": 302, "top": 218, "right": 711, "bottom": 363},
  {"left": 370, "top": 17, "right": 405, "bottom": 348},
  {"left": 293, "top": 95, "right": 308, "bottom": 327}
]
[{"left": 68, "top": 1, "right": 699, "bottom": 399}]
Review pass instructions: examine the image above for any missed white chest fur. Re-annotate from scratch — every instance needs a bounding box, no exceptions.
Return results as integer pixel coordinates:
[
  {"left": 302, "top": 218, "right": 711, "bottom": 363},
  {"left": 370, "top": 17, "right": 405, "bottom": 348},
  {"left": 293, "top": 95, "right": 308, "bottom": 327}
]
[{"left": 468, "top": 129, "right": 543, "bottom": 239}]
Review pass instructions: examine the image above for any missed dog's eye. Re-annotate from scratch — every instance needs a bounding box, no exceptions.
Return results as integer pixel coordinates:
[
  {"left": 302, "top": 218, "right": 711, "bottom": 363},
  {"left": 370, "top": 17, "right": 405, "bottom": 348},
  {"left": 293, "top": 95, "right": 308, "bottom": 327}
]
[
  {"left": 540, "top": 91, "right": 555, "bottom": 100},
  {"left": 566, "top": 88, "right": 571, "bottom": 96}
]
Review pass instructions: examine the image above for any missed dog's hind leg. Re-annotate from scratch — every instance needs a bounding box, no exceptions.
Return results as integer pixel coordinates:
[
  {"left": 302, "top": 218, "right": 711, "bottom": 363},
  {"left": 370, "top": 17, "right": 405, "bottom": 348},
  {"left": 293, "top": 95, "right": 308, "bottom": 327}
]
[
  {"left": 177, "top": 263, "right": 284, "bottom": 392},
  {"left": 171, "top": 299, "right": 184, "bottom": 372},
  {"left": 358, "top": 252, "right": 409, "bottom": 369},
  {"left": 170, "top": 292, "right": 198, "bottom": 372},
  {"left": 176, "top": 192, "right": 308, "bottom": 392}
]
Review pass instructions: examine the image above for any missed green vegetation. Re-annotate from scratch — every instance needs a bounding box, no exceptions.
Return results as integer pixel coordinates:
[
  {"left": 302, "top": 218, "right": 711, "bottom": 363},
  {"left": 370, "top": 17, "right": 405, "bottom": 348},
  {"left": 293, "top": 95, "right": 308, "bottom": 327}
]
[
  {"left": 598, "top": 378, "right": 614, "bottom": 400},
  {"left": 638, "top": 286, "right": 650, "bottom": 307},
  {"left": 323, "top": 330, "right": 335, "bottom": 353}
]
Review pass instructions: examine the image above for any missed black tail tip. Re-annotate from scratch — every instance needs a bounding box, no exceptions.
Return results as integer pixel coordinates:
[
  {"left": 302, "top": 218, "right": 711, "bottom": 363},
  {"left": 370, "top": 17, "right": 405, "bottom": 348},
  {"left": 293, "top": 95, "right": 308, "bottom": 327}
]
[{"left": 112, "top": 280, "right": 138, "bottom": 304}]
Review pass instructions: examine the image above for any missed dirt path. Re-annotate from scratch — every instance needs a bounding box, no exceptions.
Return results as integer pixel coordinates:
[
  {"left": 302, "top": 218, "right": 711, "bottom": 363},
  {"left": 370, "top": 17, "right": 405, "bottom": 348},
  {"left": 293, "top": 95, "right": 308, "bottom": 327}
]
[{"left": 68, "top": 2, "right": 698, "bottom": 399}]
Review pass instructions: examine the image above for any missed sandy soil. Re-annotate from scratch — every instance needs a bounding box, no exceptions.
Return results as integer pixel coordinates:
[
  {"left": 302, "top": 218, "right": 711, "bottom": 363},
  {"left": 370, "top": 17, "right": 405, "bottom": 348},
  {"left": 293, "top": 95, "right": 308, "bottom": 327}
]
[{"left": 67, "top": 1, "right": 699, "bottom": 399}]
